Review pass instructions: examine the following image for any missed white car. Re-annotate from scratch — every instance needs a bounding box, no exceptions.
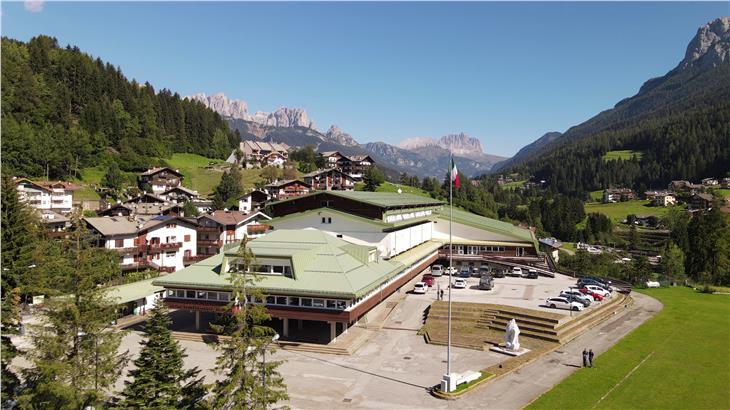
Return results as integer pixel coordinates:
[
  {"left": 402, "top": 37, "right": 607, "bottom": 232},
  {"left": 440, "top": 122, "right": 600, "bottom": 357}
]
[
  {"left": 584, "top": 285, "right": 611, "bottom": 298},
  {"left": 413, "top": 282, "right": 428, "bottom": 294},
  {"left": 559, "top": 290, "right": 592, "bottom": 307},
  {"left": 452, "top": 278, "right": 468, "bottom": 289},
  {"left": 445, "top": 266, "right": 458, "bottom": 276},
  {"left": 545, "top": 297, "right": 584, "bottom": 311},
  {"left": 430, "top": 265, "right": 444, "bottom": 277},
  {"left": 509, "top": 267, "right": 523, "bottom": 277}
]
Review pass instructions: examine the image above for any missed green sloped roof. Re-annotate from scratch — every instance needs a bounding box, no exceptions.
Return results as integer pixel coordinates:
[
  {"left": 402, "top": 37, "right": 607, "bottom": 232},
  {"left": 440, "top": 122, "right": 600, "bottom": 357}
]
[
  {"left": 266, "top": 207, "right": 434, "bottom": 231},
  {"left": 269, "top": 190, "right": 444, "bottom": 209},
  {"left": 107, "top": 278, "right": 164, "bottom": 304},
  {"left": 153, "top": 230, "right": 420, "bottom": 299},
  {"left": 436, "top": 207, "right": 537, "bottom": 246}
]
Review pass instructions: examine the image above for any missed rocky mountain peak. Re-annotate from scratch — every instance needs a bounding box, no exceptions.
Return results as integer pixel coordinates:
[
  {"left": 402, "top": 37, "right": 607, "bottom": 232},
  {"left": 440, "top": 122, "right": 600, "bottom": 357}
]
[
  {"left": 190, "top": 92, "right": 250, "bottom": 120},
  {"left": 325, "top": 125, "right": 359, "bottom": 147},
  {"left": 189, "top": 92, "right": 316, "bottom": 129},
  {"left": 680, "top": 16, "right": 730, "bottom": 70},
  {"left": 398, "top": 136, "right": 439, "bottom": 150},
  {"left": 439, "top": 132, "right": 485, "bottom": 155}
]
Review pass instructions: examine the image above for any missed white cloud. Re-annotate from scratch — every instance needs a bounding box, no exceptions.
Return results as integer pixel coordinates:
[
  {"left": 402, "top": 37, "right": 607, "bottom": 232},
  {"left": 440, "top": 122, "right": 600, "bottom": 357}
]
[{"left": 24, "top": 0, "right": 44, "bottom": 13}]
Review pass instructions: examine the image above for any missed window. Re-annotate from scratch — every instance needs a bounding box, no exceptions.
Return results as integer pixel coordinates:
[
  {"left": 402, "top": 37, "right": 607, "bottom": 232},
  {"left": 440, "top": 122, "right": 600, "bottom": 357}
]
[
  {"left": 301, "top": 298, "right": 312, "bottom": 307},
  {"left": 184, "top": 234, "right": 191, "bottom": 242},
  {"left": 516, "top": 247, "right": 525, "bottom": 257},
  {"left": 272, "top": 265, "right": 284, "bottom": 274},
  {"left": 336, "top": 234, "right": 343, "bottom": 238},
  {"left": 284, "top": 266, "right": 292, "bottom": 276},
  {"left": 312, "top": 299, "right": 325, "bottom": 308},
  {"left": 220, "top": 293, "right": 229, "bottom": 301},
  {"left": 186, "top": 290, "right": 196, "bottom": 299},
  {"left": 257, "top": 265, "right": 272, "bottom": 273},
  {"left": 166, "top": 252, "right": 176, "bottom": 257},
  {"left": 328, "top": 217, "right": 332, "bottom": 224},
  {"left": 276, "top": 296, "right": 287, "bottom": 305},
  {"left": 321, "top": 217, "right": 326, "bottom": 224},
  {"left": 287, "top": 297, "right": 299, "bottom": 306},
  {"left": 335, "top": 300, "right": 347, "bottom": 310},
  {"left": 326, "top": 300, "right": 336, "bottom": 309},
  {"left": 197, "top": 291, "right": 206, "bottom": 299},
  {"left": 115, "top": 239, "right": 124, "bottom": 248},
  {"left": 266, "top": 296, "right": 275, "bottom": 304},
  {"left": 167, "top": 223, "right": 177, "bottom": 229}
]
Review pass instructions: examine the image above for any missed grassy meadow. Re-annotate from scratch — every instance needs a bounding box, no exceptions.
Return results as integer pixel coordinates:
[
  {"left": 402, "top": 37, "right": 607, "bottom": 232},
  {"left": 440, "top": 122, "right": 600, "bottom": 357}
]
[
  {"left": 163, "top": 153, "right": 227, "bottom": 196},
  {"left": 602, "top": 150, "right": 644, "bottom": 162},
  {"left": 528, "top": 287, "right": 730, "bottom": 409},
  {"left": 583, "top": 200, "right": 675, "bottom": 223}
]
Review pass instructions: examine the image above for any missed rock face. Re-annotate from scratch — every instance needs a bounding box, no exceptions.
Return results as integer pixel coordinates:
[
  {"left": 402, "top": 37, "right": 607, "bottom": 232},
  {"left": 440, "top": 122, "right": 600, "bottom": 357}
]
[
  {"left": 399, "top": 132, "right": 486, "bottom": 156},
  {"left": 189, "top": 92, "right": 315, "bottom": 129},
  {"left": 324, "top": 125, "right": 359, "bottom": 147},
  {"left": 680, "top": 16, "right": 730, "bottom": 70}
]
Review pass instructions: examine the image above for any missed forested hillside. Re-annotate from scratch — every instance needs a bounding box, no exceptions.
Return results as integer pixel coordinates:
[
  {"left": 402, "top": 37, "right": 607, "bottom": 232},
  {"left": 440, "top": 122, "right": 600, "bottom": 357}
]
[
  {"left": 1, "top": 36, "right": 238, "bottom": 180},
  {"left": 513, "top": 101, "right": 730, "bottom": 197}
]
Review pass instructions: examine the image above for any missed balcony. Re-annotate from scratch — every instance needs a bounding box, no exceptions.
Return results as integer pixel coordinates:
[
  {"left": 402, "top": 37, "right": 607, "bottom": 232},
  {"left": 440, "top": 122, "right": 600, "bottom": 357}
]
[
  {"left": 48, "top": 231, "right": 68, "bottom": 238},
  {"left": 111, "top": 245, "right": 141, "bottom": 254},
  {"left": 140, "top": 242, "right": 183, "bottom": 252},
  {"left": 197, "top": 226, "right": 221, "bottom": 233},
  {"left": 247, "top": 224, "right": 270, "bottom": 235},
  {"left": 183, "top": 254, "right": 210, "bottom": 265},
  {"left": 197, "top": 239, "right": 223, "bottom": 247}
]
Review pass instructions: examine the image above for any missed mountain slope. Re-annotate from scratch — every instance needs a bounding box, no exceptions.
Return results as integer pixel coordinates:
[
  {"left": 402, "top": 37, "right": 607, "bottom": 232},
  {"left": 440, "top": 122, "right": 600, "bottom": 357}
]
[{"left": 498, "top": 16, "right": 730, "bottom": 171}]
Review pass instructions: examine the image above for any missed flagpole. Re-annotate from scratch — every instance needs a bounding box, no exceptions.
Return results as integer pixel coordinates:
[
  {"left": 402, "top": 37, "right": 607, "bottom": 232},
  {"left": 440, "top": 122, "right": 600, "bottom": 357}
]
[{"left": 447, "top": 150, "right": 453, "bottom": 380}]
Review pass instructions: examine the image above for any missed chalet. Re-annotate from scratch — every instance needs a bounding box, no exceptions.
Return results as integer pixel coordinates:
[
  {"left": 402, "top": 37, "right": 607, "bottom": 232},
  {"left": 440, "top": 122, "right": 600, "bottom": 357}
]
[
  {"left": 603, "top": 188, "right": 636, "bottom": 203},
  {"left": 690, "top": 193, "right": 713, "bottom": 210},
  {"left": 644, "top": 190, "right": 677, "bottom": 207},
  {"left": 302, "top": 169, "right": 356, "bottom": 191},
  {"left": 701, "top": 177, "right": 719, "bottom": 186},
  {"left": 668, "top": 180, "right": 702, "bottom": 193},
  {"left": 39, "top": 210, "right": 71, "bottom": 238},
  {"left": 194, "top": 210, "right": 272, "bottom": 261},
  {"left": 320, "top": 151, "right": 346, "bottom": 168},
  {"left": 14, "top": 178, "right": 79, "bottom": 213},
  {"left": 160, "top": 186, "right": 199, "bottom": 203},
  {"left": 85, "top": 215, "right": 199, "bottom": 273},
  {"left": 238, "top": 190, "right": 270, "bottom": 213},
  {"left": 227, "top": 141, "right": 289, "bottom": 168},
  {"left": 98, "top": 202, "right": 184, "bottom": 219},
  {"left": 138, "top": 167, "right": 184, "bottom": 194},
  {"left": 264, "top": 180, "right": 311, "bottom": 200},
  {"left": 539, "top": 237, "right": 563, "bottom": 264},
  {"left": 722, "top": 177, "right": 730, "bottom": 189},
  {"left": 317, "top": 152, "right": 374, "bottom": 180},
  {"left": 125, "top": 193, "right": 166, "bottom": 204}
]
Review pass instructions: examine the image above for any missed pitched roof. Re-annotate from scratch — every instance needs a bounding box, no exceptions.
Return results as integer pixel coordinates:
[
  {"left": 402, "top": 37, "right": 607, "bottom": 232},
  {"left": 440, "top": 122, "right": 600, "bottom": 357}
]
[
  {"left": 138, "top": 215, "right": 198, "bottom": 233},
  {"left": 14, "top": 178, "right": 80, "bottom": 191},
  {"left": 153, "top": 229, "right": 425, "bottom": 298},
  {"left": 436, "top": 207, "right": 536, "bottom": 245},
  {"left": 124, "top": 193, "right": 167, "bottom": 204},
  {"left": 319, "top": 151, "right": 341, "bottom": 157},
  {"left": 265, "top": 179, "right": 311, "bottom": 189},
  {"left": 199, "top": 210, "right": 271, "bottom": 226},
  {"left": 302, "top": 168, "right": 353, "bottom": 179},
  {"left": 139, "top": 167, "right": 183, "bottom": 177},
  {"left": 238, "top": 189, "right": 270, "bottom": 200},
  {"left": 38, "top": 210, "right": 69, "bottom": 224},
  {"left": 242, "top": 141, "right": 289, "bottom": 154},
  {"left": 324, "top": 191, "right": 443, "bottom": 208},
  {"left": 107, "top": 278, "right": 164, "bottom": 305},
  {"left": 85, "top": 216, "right": 139, "bottom": 236},
  {"left": 162, "top": 186, "right": 199, "bottom": 197}
]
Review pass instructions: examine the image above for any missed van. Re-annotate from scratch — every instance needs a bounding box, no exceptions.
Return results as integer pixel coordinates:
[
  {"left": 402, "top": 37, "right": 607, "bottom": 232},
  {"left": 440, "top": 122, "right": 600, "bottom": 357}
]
[
  {"left": 430, "top": 265, "right": 444, "bottom": 277},
  {"left": 479, "top": 275, "right": 494, "bottom": 290}
]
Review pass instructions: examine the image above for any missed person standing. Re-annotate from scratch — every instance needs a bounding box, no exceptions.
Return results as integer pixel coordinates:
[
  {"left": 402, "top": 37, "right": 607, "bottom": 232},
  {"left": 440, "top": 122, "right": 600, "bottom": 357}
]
[
  {"left": 589, "top": 349, "right": 595, "bottom": 368},
  {"left": 582, "top": 349, "right": 588, "bottom": 367}
]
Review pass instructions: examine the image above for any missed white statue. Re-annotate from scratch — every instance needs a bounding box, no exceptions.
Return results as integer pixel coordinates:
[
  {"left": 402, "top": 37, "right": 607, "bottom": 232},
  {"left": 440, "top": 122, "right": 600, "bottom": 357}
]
[{"left": 505, "top": 319, "right": 521, "bottom": 351}]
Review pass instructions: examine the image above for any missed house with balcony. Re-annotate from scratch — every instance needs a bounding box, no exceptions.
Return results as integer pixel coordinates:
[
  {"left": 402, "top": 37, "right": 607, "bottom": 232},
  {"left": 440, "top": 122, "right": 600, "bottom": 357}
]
[
  {"left": 644, "top": 190, "right": 677, "bottom": 207},
  {"left": 302, "top": 169, "right": 356, "bottom": 191},
  {"left": 14, "top": 178, "right": 79, "bottom": 213},
  {"left": 194, "top": 210, "right": 272, "bottom": 262},
  {"left": 85, "top": 215, "right": 198, "bottom": 273},
  {"left": 238, "top": 189, "right": 270, "bottom": 213},
  {"left": 603, "top": 188, "right": 636, "bottom": 203},
  {"left": 317, "top": 152, "right": 374, "bottom": 181},
  {"left": 38, "top": 210, "right": 71, "bottom": 238},
  {"left": 227, "top": 141, "right": 290, "bottom": 168},
  {"left": 160, "top": 186, "right": 200, "bottom": 203},
  {"left": 264, "top": 180, "right": 311, "bottom": 200},
  {"left": 138, "top": 167, "right": 184, "bottom": 195}
]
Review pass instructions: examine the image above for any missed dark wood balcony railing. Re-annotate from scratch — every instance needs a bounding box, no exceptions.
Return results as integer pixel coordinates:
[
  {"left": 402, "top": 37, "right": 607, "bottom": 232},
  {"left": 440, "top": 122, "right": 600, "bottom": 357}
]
[
  {"left": 196, "top": 226, "right": 221, "bottom": 233},
  {"left": 197, "top": 239, "right": 223, "bottom": 247},
  {"left": 139, "top": 242, "right": 183, "bottom": 252}
]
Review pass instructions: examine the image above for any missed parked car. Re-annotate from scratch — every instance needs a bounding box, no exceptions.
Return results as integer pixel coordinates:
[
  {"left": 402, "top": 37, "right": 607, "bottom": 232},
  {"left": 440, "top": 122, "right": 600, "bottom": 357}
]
[
  {"left": 459, "top": 266, "right": 471, "bottom": 277},
  {"left": 452, "top": 278, "right": 468, "bottom": 289},
  {"left": 526, "top": 268, "right": 539, "bottom": 279},
  {"left": 578, "top": 287, "right": 604, "bottom": 301},
  {"left": 471, "top": 267, "right": 481, "bottom": 277},
  {"left": 478, "top": 266, "right": 490, "bottom": 277},
  {"left": 421, "top": 274, "right": 435, "bottom": 287},
  {"left": 509, "top": 267, "right": 523, "bottom": 277},
  {"left": 493, "top": 269, "right": 506, "bottom": 278},
  {"left": 545, "top": 297, "right": 584, "bottom": 311},
  {"left": 479, "top": 275, "right": 494, "bottom": 290},
  {"left": 445, "top": 266, "right": 458, "bottom": 276},
  {"left": 584, "top": 276, "right": 612, "bottom": 287},
  {"left": 559, "top": 290, "right": 592, "bottom": 307},
  {"left": 583, "top": 284, "right": 611, "bottom": 298},
  {"left": 413, "top": 282, "right": 428, "bottom": 294},
  {"left": 430, "top": 265, "right": 444, "bottom": 277},
  {"left": 577, "top": 278, "right": 611, "bottom": 292}
]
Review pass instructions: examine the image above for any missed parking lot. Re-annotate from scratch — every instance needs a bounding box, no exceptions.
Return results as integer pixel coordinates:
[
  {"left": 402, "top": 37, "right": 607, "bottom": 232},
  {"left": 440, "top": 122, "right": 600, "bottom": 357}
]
[{"left": 408, "top": 267, "right": 612, "bottom": 315}]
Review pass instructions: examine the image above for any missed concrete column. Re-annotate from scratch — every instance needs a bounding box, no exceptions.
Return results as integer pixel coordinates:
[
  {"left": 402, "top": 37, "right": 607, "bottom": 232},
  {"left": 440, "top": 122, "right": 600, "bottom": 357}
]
[
  {"left": 194, "top": 310, "right": 200, "bottom": 331},
  {"left": 342, "top": 321, "right": 348, "bottom": 334},
  {"left": 329, "top": 321, "right": 337, "bottom": 343},
  {"left": 282, "top": 318, "right": 289, "bottom": 338},
  {"left": 297, "top": 319, "right": 303, "bottom": 330}
]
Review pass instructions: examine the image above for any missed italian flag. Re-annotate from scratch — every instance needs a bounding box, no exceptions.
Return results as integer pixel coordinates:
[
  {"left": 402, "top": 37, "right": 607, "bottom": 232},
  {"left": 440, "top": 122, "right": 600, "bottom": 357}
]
[{"left": 451, "top": 158, "right": 460, "bottom": 188}]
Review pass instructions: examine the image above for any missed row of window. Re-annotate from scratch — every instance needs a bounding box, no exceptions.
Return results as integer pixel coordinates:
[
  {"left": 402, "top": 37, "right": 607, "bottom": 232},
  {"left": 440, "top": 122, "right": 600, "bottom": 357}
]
[
  {"left": 230, "top": 263, "right": 293, "bottom": 276},
  {"left": 166, "top": 289, "right": 349, "bottom": 310}
]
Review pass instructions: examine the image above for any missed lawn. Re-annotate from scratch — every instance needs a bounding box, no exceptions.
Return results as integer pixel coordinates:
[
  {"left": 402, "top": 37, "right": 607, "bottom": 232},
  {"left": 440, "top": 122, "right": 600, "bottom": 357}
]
[
  {"left": 527, "top": 287, "right": 730, "bottom": 410},
  {"left": 376, "top": 182, "right": 431, "bottom": 197},
  {"left": 79, "top": 166, "right": 107, "bottom": 184},
  {"left": 163, "top": 153, "right": 227, "bottom": 196},
  {"left": 589, "top": 190, "right": 603, "bottom": 202},
  {"left": 500, "top": 180, "right": 527, "bottom": 190},
  {"left": 711, "top": 188, "right": 730, "bottom": 198},
  {"left": 583, "top": 200, "right": 674, "bottom": 223},
  {"left": 73, "top": 186, "right": 101, "bottom": 201},
  {"left": 602, "top": 150, "right": 644, "bottom": 162}
]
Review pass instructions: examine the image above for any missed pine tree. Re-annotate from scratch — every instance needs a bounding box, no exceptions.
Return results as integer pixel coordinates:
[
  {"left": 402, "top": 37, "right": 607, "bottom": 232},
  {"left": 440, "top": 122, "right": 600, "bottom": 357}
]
[
  {"left": 17, "top": 215, "right": 129, "bottom": 408},
  {"left": 209, "top": 237, "right": 288, "bottom": 409},
  {"left": 1, "top": 176, "right": 39, "bottom": 295},
  {"left": 183, "top": 200, "right": 200, "bottom": 217},
  {"left": 1, "top": 288, "right": 22, "bottom": 407},
  {"left": 101, "top": 162, "right": 126, "bottom": 199},
  {"left": 213, "top": 168, "right": 243, "bottom": 210},
  {"left": 363, "top": 166, "right": 385, "bottom": 192},
  {"left": 118, "top": 297, "right": 207, "bottom": 409}
]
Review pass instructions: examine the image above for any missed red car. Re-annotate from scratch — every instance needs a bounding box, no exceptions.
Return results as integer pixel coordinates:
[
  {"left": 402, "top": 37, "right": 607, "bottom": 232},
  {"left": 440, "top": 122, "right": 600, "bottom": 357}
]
[
  {"left": 579, "top": 287, "right": 604, "bottom": 301},
  {"left": 422, "top": 275, "right": 435, "bottom": 287}
]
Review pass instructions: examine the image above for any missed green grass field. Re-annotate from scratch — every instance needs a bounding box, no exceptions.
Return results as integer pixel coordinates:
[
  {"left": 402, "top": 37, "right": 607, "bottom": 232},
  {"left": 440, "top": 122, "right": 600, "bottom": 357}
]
[
  {"left": 73, "top": 186, "right": 101, "bottom": 201},
  {"left": 711, "top": 188, "right": 730, "bottom": 198},
  {"left": 163, "top": 153, "right": 227, "bottom": 196},
  {"left": 602, "top": 150, "right": 644, "bottom": 162},
  {"left": 589, "top": 190, "right": 604, "bottom": 202},
  {"left": 376, "top": 182, "right": 431, "bottom": 196},
  {"left": 500, "top": 180, "right": 527, "bottom": 190},
  {"left": 584, "top": 200, "right": 674, "bottom": 223},
  {"left": 528, "top": 287, "right": 730, "bottom": 409}
]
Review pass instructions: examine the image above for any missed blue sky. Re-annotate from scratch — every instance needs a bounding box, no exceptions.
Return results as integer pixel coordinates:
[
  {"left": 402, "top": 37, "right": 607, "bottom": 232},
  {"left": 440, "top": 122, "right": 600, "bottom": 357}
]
[{"left": 3, "top": 2, "right": 727, "bottom": 156}]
